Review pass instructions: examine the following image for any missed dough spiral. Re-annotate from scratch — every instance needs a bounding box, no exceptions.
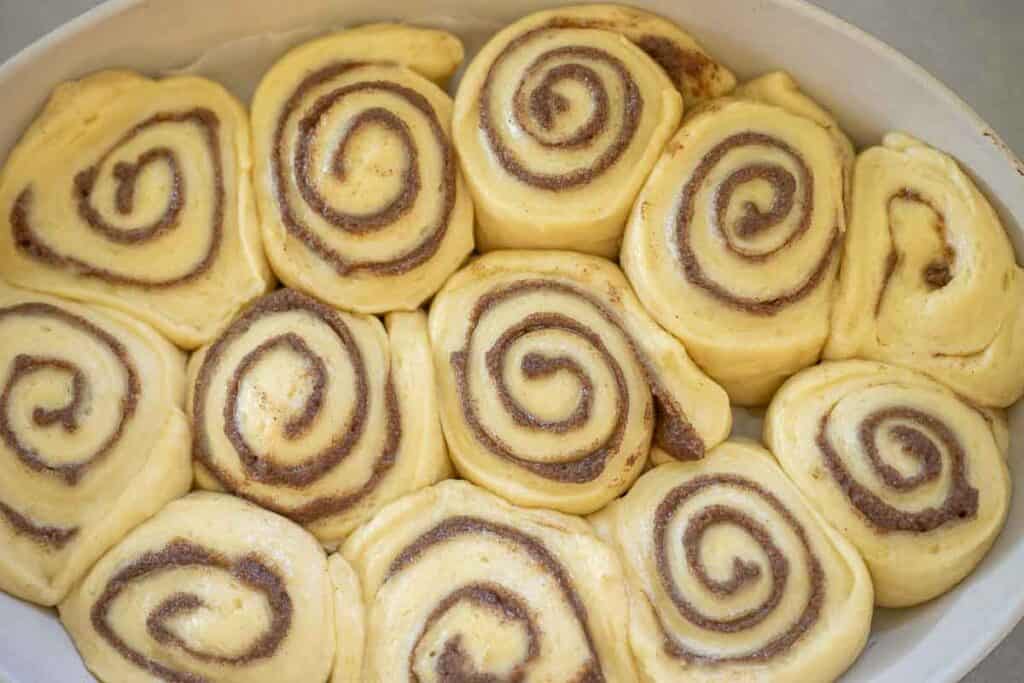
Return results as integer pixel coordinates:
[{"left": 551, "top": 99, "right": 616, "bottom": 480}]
[
  {"left": 342, "top": 479, "right": 637, "bottom": 682},
  {"left": 60, "top": 492, "right": 365, "bottom": 683},
  {"left": 454, "top": 5, "right": 734, "bottom": 257},
  {"left": 590, "top": 441, "right": 873, "bottom": 682},
  {"left": 622, "top": 72, "right": 852, "bottom": 405},
  {"left": 251, "top": 24, "right": 474, "bottom": 314},
  {"left": 0, "top": 283, "right": 190, "bottom": 606},
  {"left": 188, "top": 288, "right": 451, "bottom": 546},
  {"left": 825, "top": 133, "right": 1024, "bottom": 406},
  {"left": 765, "top": 360, "right": 1011, "bottom": 606},
  {"left": 428, "top": 250, "right": 731, "bottom": 514},
  {"left": 0, "top": 70, "right": 272, "bottom": 348}
]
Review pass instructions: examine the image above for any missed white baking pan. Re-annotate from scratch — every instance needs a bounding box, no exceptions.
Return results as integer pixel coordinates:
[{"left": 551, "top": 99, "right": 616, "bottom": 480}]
[{"left": 0, "top": 0, "right": 1021, "bottom": 681}]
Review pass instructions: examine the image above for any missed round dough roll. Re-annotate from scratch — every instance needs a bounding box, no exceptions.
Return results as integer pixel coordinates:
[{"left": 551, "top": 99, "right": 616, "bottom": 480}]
[
  {"left": 825, "top": 133, "right": 1024, "bottom": 407},
  {"left": 622, "top": 72, "right": 851, "bottom": 405},
  {"left": 590, "top": 441, "right": 873, "bottom": 683},
  {"left": 251, "top": 24, "right": 474, "bottom": 314},
  {"left": 454, "top": 5, "right": 732, "bottom": 256},
  {"left": 0, "top": 283, "right": 190, "bottom": 606},
  {"left": 342, "top": 479, "right": 638, "bottom": 682},
  {"left": 765, "top": 360, "right": 1011, "bottom": 607},
  {"left": 0, "top": 70, "right": 272, "bottom": 348},
  {"left": 188, "top": 288, "right": 451, "bottom": 546},
  {"left": 59, "top": 492, "right": 364, "bottom": 683},
  {"left": 428, "top": 250, "right": 731, "bottom": 514}
]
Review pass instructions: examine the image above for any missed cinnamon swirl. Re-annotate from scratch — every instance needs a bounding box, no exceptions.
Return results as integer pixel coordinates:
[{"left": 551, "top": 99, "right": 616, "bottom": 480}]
[
  {"left": 0, "top": 70, "right": 272, "bottom": 348},
  {"left": 765, "top": 360, "right": 1011, "bottom": 606}
]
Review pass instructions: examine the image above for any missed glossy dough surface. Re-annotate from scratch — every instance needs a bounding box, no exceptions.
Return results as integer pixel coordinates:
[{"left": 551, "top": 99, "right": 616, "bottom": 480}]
[
  {"left": 826, "top": 133, "right": 1024, "bottom": 407},
  {"left": 765, "top": 360, "right": 1011, "bottom": 606},
  {"left": 60, "top": 492, "right": 363, "bottom": 683},
  {"left": 0, "top": 70, "right": 272, "bottom": 348},
  {"left": 343, "top": 479, "right": 638, "bottom": 682},
  {"left": 188, "top": 288, "right": 451, "bottom": 546},
  {"left": 251, "top": 24, "right": 474, "bottom": 313},
  {"left": 622, "top": 72, "right": 851, "bottom": 405},
  {"left": 428, "top": 250, "right": 731, "bottom": 513},
  {"left": 0, "top": 283, "right": 190, "bottom": 606},
  {"left": 591, "top": 441, "right": 873, "bottom": 682},
  {"left": 453, "top": 4, "right": 734, "bottom": 256}
]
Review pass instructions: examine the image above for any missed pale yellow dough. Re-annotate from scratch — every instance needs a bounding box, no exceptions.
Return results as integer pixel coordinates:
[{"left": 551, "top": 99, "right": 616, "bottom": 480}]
[
  {"left": 0, "top": 70, "right": 272, "bottom": 348},
  {"left": 622, "top": 72, "right": 851, "bottom": 405},
  {"left": 60, "top": 492, "right": 364, "bottom": 683},
  {"left": 765, "top": 360, "right": 1011, "bottom": 607},
  {"left": 428, "top": 250, "right": 731, "bottom": 514},
  {"left": 825, "top": 133, "right": 1024, "bottom": 407},
  {"left": 453, "top": 5, "right": 709, "bottom": 257},
  {"left": 187, "top": 288, "right": 451, "bottom": 546},
  {"left": 0, "top": 283, "right": 190, "bottom": 606},
  {"left": 342, "top": 479, "right": 638, "bottom": 682},
  {"left": 590, "top": 441, "right": 873, "bottom": 683},
  {"left": 250, "top": 24, "right": 474, "bottom": 314}
]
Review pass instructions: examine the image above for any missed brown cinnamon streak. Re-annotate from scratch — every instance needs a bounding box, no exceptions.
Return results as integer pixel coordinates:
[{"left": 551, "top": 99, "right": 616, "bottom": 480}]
[
  {"left": 816, "top": 406, "right": 978, "bottom": 532},
  {"left": 271, "top": 64, "right": 455, "bottom": 276},
  {"left": 654, "top": 474, "right": 824, "bottom": 662},
  {"left": 192, "top": 289, "right": 401, "bottom": 524},
  {"left": 480, "top": 32, "right": 642, "bottom": 190},
  {"left": 12, "top": 109, "right": 225, "bottom": 288},
  {"left": 90, "top": 538, "right": 292, "bottom": 683},
  {"left": 451, "top": 278, "right": 703, "bottom": 479},
  {"left": 675, "top": 131, "right": 839, "bottom": 315},
  {"left": 388, "top": 515, "right": 605, "bottom": 682}
]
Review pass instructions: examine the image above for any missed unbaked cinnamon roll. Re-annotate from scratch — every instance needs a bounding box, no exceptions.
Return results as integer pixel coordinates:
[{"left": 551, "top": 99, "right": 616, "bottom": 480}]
[
  {"left": 251, "top": 24, "right": 474, "bottom": 314},
  {"left": 591, "top": 441, "right": 873, "bottom": 682},
  {"left": 454, "top": 5, "right": 733, "bottom": 257},
  {"left": 765, "top": 360, "right": 1011, "bottom": 606},
  {"left": 342, "top": 479, "right": 638, "bottom": 682},
  {"left": 0, "top": 283, "right": 190, "bottom": 606},
  {"left": 428, "top": 250, "right": 731, "bottom": 514},
  {"left": 622, "top": 72, "right": 852, "bottom": 405},
  {"left": 188, "top": 288, "right": 451, "bottom": 546},
  {"left": 825, "top": 133, "right": 1024, "bottom": 406},
  {"left": 0, "top": 70, "right": 272, "bottom": 348},
  {"left": 60, "top": 492, "right": 365, "bottom": 683}
]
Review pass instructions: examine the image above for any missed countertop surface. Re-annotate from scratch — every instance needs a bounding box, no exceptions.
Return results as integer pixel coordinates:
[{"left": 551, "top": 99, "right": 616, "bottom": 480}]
[{"left": 0, "top": 0, "right": 1021, "bottom": 681}]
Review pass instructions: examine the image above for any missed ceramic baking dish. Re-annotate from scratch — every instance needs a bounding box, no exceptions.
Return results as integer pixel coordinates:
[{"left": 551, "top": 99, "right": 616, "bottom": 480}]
[{"left": 0, "top": 0, "right": 1022, "bottom": 680}]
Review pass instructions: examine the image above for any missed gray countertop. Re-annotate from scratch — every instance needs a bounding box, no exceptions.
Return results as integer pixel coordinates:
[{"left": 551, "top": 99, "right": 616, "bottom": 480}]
[{"left": 0, "top": 1, "right": 1021, "bottom": 681}]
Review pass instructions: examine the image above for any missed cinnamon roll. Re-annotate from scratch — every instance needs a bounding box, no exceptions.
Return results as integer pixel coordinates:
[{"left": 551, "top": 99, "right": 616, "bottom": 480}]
[
  {"left": 188, "top": 288, "right": 451, "bottom": 546},
  {"left": 251, "top": 24, "right": 474, "bottom": 314},
  {"left": 825, "top": 133, "right": 1024, "bottom": 406},
  {"left": 590, "top": 441, "right": 873, "bottom": 682},
  {"left": 0, "top": 283, "right": 190, "bottom": 606},
  {"left": 428, "top": 250, "right": 731, "bottom": 514},
  {"left": 765, "top": 360, "right": 1011, "bottom": 606},
  {"left": 0, "top": 70, "right": 272, "bottom": 349},
  {"left": 622, "top": 72, "right": 852, "bottom": 405},
  {"left": 454, "top": 5, "right": 733, "bottom": 257},
  {"left": 342, "top": 479, "right": 638, "bottom": 682},
  {"left": 59, "top": 492, "right": 365, "bottom": 683}
]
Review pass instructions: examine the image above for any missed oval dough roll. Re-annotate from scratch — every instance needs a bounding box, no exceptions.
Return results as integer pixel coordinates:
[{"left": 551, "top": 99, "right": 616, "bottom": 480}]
[
  {"left": 622, "top": 72, "right": 851, "bottom": 405},
  {"left": 0, "top": 283, "right": 190, "bottom": 606},
  {"left": 188, "top": 288, "right": 451, "bottom": 546},
  {"left": 60, "top": 492, "right": 364, "bottom": 683},
  {"left": 591, "top": 441, "right": 873, "bottom": 682},
  {"left": 825, "top": 133, "right": 1024, "bottom": 406},
  {"left": 342, "top": 479, "right": 638, "bottom": 682},
  {"left": 0, "top": 70, "right": 272, "bottom": 348},
  {"left": 251, "top": 24, "right": 474, "bottom": 314},
  {"left": 428, "top": 250, "right": 731, "bottom": 514},
  {"left": 765, "top": 360, "right": 1011, "bottom": 606},
  {"left": 453, "top": 5, "right": 732, "bottom": 256}
]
